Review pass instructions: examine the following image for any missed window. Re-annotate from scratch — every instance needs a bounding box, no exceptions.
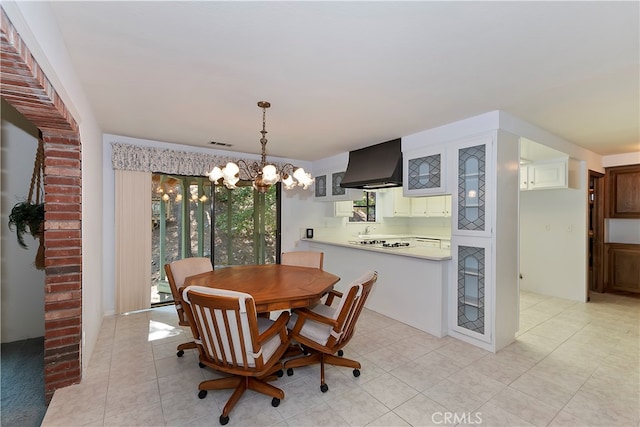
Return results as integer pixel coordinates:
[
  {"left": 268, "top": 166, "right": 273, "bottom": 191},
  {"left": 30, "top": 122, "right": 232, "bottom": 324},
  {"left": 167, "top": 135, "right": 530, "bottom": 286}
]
[
  {"left": 150, "top": 174, "right": 278, "bottom": 305},
  {"left": 349, "top": 191, "right": 376, "bottom": 222}
]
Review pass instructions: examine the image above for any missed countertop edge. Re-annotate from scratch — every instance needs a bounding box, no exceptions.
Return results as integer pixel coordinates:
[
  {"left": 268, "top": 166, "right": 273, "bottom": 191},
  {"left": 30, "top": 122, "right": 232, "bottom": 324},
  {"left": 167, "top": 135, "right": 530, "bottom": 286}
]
[{"left": 300, "top": 238, "right": 452, "bottom": 261}]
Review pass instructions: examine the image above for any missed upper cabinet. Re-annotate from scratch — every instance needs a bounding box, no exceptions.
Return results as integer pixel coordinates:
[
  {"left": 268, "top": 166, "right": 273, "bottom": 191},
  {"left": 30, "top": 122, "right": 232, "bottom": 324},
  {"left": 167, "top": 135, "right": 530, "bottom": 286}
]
[
  {"left": 314, "top": 169, "right": 361, "bottom": 202},
  {"left": 451, "top": 136, "right": 493, "bottom": 237},
  {"left": 390, "top": 188, "right": 451, "bottom": 217},
  {"left": 606, "top": 164, "right": 640, "bottom": 218},
  {"left": 520, "top": 158, "right": 579, "bottom": 191},
  {"left": 403, "top": 145, "right": 446, "bottom": 196}
]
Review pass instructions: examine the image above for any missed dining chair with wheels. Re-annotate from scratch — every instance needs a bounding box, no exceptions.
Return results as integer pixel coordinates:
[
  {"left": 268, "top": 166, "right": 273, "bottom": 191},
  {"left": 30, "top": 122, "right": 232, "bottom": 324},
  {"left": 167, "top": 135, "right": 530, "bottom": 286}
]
[
  {"left": 283, "top": 270, "right": 378, "bottom": 392},
  {"left": 164, "top": 257, "right": 213, "bottom": 357},
  {"left": 182, "top": 285, "right": 291, "bottom": 425},
  {"left": 281, "top": 251, "right": 324, "bottom": 270}
]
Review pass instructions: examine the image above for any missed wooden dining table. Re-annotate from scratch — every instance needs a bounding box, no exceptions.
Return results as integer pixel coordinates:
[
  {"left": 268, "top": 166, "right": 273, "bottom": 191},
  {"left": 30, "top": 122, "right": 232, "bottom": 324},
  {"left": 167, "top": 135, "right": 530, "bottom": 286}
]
[{"left": 182, "top": 264, "right": 340, "bottom": 313}]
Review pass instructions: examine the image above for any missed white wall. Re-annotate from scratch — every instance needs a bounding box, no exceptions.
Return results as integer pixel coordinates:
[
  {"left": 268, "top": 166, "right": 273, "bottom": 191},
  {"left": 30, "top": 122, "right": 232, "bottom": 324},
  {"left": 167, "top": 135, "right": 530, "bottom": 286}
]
[
  {"left": 1, "top": 99, "right": 45, "bottom": 342},
  {"left": 3, "top": 1, "right": 104, "bottom": 370},
  {"left": 520, "top": 185, "right": 587, "bottom": 301}
]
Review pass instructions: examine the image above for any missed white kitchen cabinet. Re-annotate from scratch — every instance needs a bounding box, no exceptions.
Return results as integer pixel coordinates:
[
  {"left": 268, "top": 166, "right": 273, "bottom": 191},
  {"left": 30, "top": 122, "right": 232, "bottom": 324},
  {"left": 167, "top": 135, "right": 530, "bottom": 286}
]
[
  {"left": 426, "top": 195, "right": 452, "bottom": 217},
  {"left": 520, "top": 158, "right": 581, "bottom": 191},
  {"left": 334, "top": 200, "right": 353, "bottom": 217},
  {"left": 410, "top": 197, "right": 428, "bottom": 216},
  {"left": 314, "top": 170, "right": 361, "bottom": 201},
  {"left": 403, "top": 145, "right": 446, "bottom": 196},
  {"left": 451, "top": 136, "right": 493, "bottom": 237},
  {"left": 450, "top": 237, "right": 492, "bottom": 344},
  {"left": 392, "top": 188, "right": 411, "bottom": 216}
]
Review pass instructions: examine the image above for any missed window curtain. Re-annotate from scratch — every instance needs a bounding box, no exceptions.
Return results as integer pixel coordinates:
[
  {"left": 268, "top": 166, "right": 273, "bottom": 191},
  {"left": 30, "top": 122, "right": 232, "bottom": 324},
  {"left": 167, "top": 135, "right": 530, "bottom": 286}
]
[{"left": 115, "top": 169, "right": 152, "bottom": 313}]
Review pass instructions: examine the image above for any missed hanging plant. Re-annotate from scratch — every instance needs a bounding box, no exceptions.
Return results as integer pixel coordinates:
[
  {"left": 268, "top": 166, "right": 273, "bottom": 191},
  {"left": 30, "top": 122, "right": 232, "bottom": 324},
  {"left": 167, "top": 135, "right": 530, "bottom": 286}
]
[
  {"left": 8, "top": 201, "right": 44, "bottom": 249},
  {"left": 7, "top": 135, "right": 46, "bottom": 269}
]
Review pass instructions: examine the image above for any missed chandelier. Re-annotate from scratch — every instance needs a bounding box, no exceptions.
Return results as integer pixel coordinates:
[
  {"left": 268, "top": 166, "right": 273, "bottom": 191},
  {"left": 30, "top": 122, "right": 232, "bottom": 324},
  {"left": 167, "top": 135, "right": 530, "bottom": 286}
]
[{"left": 207, "top": 101, "right": 314, "bottom": 193}]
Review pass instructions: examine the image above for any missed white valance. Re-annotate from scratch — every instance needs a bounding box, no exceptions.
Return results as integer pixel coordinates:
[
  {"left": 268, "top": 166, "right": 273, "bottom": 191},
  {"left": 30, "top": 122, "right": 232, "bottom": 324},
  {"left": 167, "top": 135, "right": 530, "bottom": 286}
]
[{"left": 111, "top": 142, "right": 289, "bottom": 180}]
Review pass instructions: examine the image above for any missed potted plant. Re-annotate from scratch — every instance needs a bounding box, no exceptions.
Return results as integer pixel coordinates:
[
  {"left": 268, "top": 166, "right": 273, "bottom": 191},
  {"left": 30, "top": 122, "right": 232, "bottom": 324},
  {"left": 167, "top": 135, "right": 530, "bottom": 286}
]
[{"left": 8, "top": 200, "right": 45, "bottom": 269}]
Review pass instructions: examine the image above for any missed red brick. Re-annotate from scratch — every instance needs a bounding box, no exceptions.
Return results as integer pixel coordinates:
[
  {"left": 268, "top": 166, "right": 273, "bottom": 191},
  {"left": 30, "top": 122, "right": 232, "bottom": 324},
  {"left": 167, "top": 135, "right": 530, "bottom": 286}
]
[
  {"left": 45, "top": 229, "right": 81, "bottom": 240},
  {"left": 45, "top": 299, "right": 81, "bottom": 312},
  {"left": 44, "top": 307, "right": 81, "bottom": 321},
  {"left": 45, "top": 238, "right": 82, "bottom": 248},
  {"left": 45, "top": 317, "right": 81, "bottom": 330},
  {"left": 44, "top": 194, "right": 81, "bottom": 204},
  {"left": 46, "top": 211, "right": 81, "bottom": 221},
  {"left": 45, "top": 176, "right": 81, "bottom": 186},
  {"left": 44, "top": 166, "right": 81, "bottom": 177}
]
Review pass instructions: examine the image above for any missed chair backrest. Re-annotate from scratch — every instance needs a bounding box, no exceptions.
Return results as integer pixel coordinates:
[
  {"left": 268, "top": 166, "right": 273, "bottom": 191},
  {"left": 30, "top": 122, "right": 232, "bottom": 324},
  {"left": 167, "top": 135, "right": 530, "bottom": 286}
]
[
  {"left": 327, "top": 271, "right": 377, "bottom": 349},
  {"left": 182, "top": 285, "right": 267, "bottom": 370},
  {"left": 164, "top": 257, "right": 213, "bottom": 324},
  {"left": 281, "top": 251, "right": 324, "bottom": 270}
]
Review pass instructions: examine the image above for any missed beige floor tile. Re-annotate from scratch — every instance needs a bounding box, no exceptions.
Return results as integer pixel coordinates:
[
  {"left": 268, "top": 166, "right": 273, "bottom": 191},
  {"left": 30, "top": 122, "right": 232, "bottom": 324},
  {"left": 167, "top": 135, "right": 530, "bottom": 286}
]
[
  {"left": 324, "top": 386, "right": 389, "bottom": 426},
  {"left": 390, "top": 362, "right": 447, "bottom": 392},
  {"left": 283, "top": 402, "right": 349, "bottom": 426},
  {"left": 103, "top": 401, "right": 166, "bottom": 426},
  {"left": 434, "top": 339, "right": 490, "bottom": 367},
  {"left": 360, "top": 372, "right": 420, "bottom": 409},
  {"left": 471, "top": 401, "right": 533, "bottom": 426},
  {"left": 424, "top": 378, "right": 487, "bottom": 413},
  {"left": 446, "top": 367, "right": 506, "bottom": 401},
  {"left": 488, "top": 386, "right": 560, "bottom": 426},
  {"left": 392, "top": 393, "right": 448, "bottom": 427},
  {"left": 366, "top": 346, "right": 412, "bottom": 372},
  {"left": 563, "top": 387, "right": 640, "bottom": 426},
  {"left": 463, "top": 351, "right": 533, "bottom": 385},
  {"left": 366, "top": 410, "right": 411, "bottom": 426},
  {"left": 104, "top": 378, "right": 161, "bottom": 419},
  {"left": 509, "top": 372, "right": 575, "bottom": 410}
]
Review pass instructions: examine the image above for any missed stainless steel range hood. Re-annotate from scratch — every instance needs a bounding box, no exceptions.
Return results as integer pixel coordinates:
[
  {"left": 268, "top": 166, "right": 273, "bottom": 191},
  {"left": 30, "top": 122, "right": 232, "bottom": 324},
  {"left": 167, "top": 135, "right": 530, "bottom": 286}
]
[{"left": 340, "top": 138, "right": 403, "bottom": 189}]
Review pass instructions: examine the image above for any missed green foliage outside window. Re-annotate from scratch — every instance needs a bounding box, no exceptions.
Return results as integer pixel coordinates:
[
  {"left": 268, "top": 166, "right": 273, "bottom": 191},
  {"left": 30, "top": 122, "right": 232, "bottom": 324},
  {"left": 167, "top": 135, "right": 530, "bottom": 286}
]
[{"left": 350, "top": 191, "right": 376, "bottom": 222}]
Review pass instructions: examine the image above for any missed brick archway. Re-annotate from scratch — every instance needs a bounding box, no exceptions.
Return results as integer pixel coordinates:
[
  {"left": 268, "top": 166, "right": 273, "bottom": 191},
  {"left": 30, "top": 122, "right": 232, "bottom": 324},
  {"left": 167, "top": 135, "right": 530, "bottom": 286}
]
[{"left": 1, "top": 9, "right": 83, "bottom": 401}]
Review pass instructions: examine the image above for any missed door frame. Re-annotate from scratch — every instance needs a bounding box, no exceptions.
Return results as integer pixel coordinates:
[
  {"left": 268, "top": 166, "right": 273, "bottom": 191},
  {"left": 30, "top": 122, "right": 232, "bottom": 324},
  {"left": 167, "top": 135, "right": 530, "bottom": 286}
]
[{"left": 588, "top": 170, "right": 605, "bottom": 294}]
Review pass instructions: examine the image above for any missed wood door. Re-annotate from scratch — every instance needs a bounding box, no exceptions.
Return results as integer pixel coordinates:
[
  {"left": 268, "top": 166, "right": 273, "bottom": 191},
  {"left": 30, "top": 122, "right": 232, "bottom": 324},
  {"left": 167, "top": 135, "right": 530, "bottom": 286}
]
[{"left": 589, "top": 171, "right": 605, "bottom": 293}]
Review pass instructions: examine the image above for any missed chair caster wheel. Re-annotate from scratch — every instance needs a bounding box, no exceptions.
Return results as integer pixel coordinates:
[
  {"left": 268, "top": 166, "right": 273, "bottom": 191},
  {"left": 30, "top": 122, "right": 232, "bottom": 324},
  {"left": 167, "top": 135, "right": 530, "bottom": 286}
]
[
  {"left": 276, "top": 369, "right": 284, "bottom": 377},
  {"left": 320, "top": 383, "right": 328, "bottom": 393},
  {"left": 198, "top": 390, "right": 207, "bottom": 399},
  {"left": 287, "top": 368, "right": 294, "bottom": 376},
  {"left": 199, "top": 362, "right": 205, "bottom": 368},
  {"left": 272, "top": 397, "right": 281, "bottom": 407},
  {"left": 219, "top": 415, "right": 229, "bottom": 425},
  {"left": 177, "top": 350, "right": 184, "bottom": 357},
  {"left": 337, "top": 350, "right": 344, "bottom": 357},
  {"left": 353, "top": 369, "right": 360, "bottom": 377}
]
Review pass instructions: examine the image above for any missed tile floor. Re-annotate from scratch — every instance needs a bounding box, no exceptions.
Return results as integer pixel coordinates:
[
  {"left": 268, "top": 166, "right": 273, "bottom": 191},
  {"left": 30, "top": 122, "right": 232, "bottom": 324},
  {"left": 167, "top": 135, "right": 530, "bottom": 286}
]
[{"left": 42, "top": 291, "right": 639, "bottom": 426}]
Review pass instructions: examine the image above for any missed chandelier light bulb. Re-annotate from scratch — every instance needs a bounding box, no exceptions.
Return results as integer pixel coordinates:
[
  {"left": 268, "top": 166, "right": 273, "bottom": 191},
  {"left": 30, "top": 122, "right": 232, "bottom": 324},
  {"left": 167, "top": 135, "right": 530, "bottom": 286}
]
[
  {"left": 281, "top": 174, "right": 295, "bottom": 189},
  {"left": 208, "top": 166, "right": 223, "bottom": 182},
  {"left": 162, "top": 194, "right": 170, "bottom": 201}
]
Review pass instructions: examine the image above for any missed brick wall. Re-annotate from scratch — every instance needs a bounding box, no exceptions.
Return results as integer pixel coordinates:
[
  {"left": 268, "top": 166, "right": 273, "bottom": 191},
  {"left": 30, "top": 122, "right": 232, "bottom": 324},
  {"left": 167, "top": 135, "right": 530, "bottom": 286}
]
[{"left": 1, "top": 8, "right": 83, "bottom": 402}]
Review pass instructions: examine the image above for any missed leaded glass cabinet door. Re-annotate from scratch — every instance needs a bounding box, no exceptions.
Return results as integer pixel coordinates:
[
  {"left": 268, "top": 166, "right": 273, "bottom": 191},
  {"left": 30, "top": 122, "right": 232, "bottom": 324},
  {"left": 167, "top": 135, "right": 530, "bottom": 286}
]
[
  {"left": 451, "top": 238, "right": 492, "bottom": 343},
  {"left": 403, "top": 146, "right": 446, "bottom": 196},
  {"left": 453, "top": 137, "right": 493, "bottom": 237}
]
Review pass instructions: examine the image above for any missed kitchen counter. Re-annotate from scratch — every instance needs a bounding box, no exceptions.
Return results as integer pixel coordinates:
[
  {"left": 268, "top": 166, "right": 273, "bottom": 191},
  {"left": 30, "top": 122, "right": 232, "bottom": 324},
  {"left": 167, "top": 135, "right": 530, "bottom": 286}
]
[
  {"left": 300, "top": 236, "right": 451, "bottom": 261},
  {"left": 299, "top": 237, "right": 449, "bottom": 337}
]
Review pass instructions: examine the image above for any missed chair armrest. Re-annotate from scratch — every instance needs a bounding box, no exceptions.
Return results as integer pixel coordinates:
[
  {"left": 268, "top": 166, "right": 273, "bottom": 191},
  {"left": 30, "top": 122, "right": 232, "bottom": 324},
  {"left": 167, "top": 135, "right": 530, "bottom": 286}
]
[
  {"left": 324, "top": 289, "right": 343, "bottom": 306},
  {"left": 294, "top": 307, "right": 338, "bottom": 328},
  {"left": 258, "top": 311, "right": 290, "bottom": 344}
]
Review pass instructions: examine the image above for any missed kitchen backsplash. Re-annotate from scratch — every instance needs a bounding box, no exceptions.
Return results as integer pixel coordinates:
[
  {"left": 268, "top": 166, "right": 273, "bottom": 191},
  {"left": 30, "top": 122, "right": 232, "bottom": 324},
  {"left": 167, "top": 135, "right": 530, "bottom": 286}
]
[{"left": 303, "top": 215, "right": 451, "bottom": 241}]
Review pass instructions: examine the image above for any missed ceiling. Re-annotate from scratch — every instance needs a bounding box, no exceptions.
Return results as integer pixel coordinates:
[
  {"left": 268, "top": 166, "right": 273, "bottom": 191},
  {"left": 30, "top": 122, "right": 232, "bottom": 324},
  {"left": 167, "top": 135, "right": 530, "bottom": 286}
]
[{"left": 48, "top": 1, "right": 639, "bottom": 161}]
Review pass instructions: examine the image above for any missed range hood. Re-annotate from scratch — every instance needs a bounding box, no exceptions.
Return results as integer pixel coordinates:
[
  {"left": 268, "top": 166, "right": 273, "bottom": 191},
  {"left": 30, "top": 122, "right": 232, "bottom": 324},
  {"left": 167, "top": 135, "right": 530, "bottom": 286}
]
[{"left": 340, "top": 138, "right": 403, "bottom": 189}]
